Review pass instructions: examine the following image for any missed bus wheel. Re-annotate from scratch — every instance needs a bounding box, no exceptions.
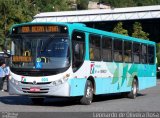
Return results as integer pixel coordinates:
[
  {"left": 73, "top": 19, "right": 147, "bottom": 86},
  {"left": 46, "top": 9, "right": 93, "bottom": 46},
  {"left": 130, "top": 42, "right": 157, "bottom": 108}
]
[
  {"left": 80, "top": 80, "right": 94, "bottom": 105},
  {"left": 128, "top": 79, "right": 138, "bottom": 99},
  {"left": 31, "top": 98, "right": 44, "bottom": 105}
]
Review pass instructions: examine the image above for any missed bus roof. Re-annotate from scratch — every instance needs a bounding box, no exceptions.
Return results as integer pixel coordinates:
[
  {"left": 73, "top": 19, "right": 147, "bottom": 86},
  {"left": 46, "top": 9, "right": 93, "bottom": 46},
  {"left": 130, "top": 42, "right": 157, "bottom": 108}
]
[{"left": 10, "top": 22, "right": 155, "bottom": 45}]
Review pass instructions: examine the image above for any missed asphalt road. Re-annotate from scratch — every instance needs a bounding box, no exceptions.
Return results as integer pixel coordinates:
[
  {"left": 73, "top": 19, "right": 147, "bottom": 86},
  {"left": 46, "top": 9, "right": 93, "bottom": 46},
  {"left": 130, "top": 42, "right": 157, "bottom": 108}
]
[{"left": 0, "top": 80, "right": 160, "bottom": 118}]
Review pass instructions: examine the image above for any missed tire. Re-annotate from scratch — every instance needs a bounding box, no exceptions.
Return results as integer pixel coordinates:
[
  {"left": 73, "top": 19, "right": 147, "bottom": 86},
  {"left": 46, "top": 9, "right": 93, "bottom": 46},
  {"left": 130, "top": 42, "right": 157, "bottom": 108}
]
[
  {"left": 31, "top": 98, "right": 44, "bottom": 105},
  {"left": 128, "top": 79, "right": 138, "bottom": 99},
  {"left": 80, "top": 80, "right": 94, "bottom": 105}
]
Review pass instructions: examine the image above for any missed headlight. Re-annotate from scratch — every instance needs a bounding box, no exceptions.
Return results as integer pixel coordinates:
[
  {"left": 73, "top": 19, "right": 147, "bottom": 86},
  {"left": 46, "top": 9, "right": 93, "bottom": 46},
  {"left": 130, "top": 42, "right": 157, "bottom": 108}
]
[
  {"left": 58, "top": 80, "right": 63, "bottom": 85},
  {"left": 52, "top": 73, "right": 70, "bottom": 86},
  {"left": 52, "top": 79, "right": 63, "bottom": 86},
  {"left": 63, "top": 73, "right": 70, "bottom": 81},
  {"left": 52, "top": 81, "right": 56, "bottom": 86}
]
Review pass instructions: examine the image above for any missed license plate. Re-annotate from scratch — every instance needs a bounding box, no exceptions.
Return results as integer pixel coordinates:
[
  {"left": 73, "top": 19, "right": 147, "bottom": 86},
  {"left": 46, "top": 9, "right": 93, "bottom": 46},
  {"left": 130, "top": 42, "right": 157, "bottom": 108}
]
[{"left": 30, "top": 87, "right": 40, "bottom": 92}]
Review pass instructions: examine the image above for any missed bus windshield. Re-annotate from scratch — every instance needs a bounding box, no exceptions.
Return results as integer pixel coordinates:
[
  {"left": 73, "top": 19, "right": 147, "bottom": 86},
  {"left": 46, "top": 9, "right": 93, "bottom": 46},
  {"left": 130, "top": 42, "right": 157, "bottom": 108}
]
[{"left": 10, "top": 34, "right": 70, "bottom": 70}]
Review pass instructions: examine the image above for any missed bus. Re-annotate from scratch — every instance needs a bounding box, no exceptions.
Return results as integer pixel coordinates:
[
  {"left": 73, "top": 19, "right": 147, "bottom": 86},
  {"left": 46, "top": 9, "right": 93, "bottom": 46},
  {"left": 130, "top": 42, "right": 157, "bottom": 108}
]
[{"left": 7, "top": 22, "right": 156, "bottom": 105}]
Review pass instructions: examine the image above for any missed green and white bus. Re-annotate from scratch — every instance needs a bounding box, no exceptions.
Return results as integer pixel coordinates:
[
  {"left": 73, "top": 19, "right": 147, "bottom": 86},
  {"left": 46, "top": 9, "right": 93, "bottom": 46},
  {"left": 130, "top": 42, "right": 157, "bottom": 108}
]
[{"left": 8, "top": 22, "right": 156, "bottom": 105}]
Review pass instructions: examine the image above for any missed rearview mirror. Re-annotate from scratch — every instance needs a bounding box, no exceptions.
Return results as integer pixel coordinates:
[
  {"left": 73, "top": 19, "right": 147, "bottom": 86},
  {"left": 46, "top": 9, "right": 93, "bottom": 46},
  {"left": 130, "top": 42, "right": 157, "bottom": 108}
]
[{"left": 3, "top": 38, "right": 11, "bottom": 58}]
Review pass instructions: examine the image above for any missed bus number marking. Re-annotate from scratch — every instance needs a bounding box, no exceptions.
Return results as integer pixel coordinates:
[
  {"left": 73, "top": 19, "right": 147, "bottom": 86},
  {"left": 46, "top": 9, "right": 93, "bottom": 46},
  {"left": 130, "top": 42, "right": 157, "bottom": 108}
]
[{"left": 41, "top": 78, "right": 48, "bottom": 82}]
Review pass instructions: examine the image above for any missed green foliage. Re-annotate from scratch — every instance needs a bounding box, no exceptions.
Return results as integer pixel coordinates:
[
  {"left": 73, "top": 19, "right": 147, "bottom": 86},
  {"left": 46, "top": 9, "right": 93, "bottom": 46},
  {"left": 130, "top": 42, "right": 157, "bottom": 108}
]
[
  {"left": 132, "top": 22, "right": 149, "bottom": 40},
  {"left": 113, "top": 22, "right": 128, "bottom": 36},
  {"left": 156, "top": 43, "right": 160, "bottom": 66},
  {"left": 113, "top": 22, "right": 149, "bottom": 40},
  {"left": 0, "top": 0, "right": 72, "bottom": 50},
  {"left": 34, "top": 0, "right": 71, "bottom": 12},
  {"left": 134, "top": 0, "right": 160, "bottom": 6},
  {"left": 0, "top": 0, "right": 39, "bottom": 50},
  {"left": 101, "top": 0, "right": 135, "bottom": 8},
  {"left": 77, "top": 0, "right": 89, "bottom": 10},
  {"left": 98, "top": 0, "right": 160, "bottom": 8},
  {"left": 0, "top": 0, "right": 158, "bottom": 51}
]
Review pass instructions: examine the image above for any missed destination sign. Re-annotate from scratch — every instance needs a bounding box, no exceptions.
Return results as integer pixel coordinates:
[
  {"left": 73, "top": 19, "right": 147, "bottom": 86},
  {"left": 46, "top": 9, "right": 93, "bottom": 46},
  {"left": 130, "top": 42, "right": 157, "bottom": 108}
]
[
  {"left": 12, "top": 25, "right": 68, "bottom": 34},
  {"left": 12, "top": 56, "right": 32, "bottom": 62},
  {"left": 21, "top": 26, "right": 59, "bottom": 33}
]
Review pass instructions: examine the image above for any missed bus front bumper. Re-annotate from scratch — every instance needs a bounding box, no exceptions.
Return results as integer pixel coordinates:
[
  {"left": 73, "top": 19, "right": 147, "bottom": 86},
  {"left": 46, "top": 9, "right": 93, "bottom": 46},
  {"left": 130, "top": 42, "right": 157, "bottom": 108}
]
[{"left": 9, "top": 80, "right": 70, "bottom": 97}]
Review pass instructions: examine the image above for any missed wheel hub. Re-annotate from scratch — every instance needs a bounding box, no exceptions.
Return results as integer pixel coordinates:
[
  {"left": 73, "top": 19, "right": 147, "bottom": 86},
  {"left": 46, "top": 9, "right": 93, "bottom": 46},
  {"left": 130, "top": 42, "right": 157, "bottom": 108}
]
[{"left": 86, "top": 86, "right": 93, "bottom": 98}]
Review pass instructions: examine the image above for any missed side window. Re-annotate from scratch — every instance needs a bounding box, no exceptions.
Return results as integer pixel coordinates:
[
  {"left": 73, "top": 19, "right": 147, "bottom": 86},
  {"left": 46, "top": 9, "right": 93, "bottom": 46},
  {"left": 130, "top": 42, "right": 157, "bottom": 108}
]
[
  {"left": 72, "top": 31, "right": 85, "bottom": 71},
  {"left": 89, "top": 34, "right": 101, "bottom": 61},
  {"left": 133, "top": 43, "right": 141, "bottom": 63},
  {"left": 148, "top": 45, "right": 155, "bottom": 64},
  {"left": 124, "top": 41, "right": 132, "bottom": 63},
  {"left": 102, "top": 37, "right": 112, "bottom": 61},
  {"left": 113, "top": 39, "right": 122, "bottom": 62},
  {"left": 141, "top": 44, "right": 147, "bottom": 64}
]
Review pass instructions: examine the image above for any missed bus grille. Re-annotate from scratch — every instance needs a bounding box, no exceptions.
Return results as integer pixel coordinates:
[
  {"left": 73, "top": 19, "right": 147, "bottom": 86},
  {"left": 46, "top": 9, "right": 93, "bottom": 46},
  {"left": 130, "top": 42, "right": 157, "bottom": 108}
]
[
  {"left": 22, "top": 88, "right": 49, "bottom": 93},
  {"left": 21, "top": 82, "right": 51, "bottom": 85}
]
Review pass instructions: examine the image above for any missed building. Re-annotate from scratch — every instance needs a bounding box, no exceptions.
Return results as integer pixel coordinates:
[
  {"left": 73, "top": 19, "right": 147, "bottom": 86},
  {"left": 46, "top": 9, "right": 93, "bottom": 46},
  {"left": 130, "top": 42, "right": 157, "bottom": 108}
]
[{"left": 33, "top": 5, "right": 160, "bottom": 42}]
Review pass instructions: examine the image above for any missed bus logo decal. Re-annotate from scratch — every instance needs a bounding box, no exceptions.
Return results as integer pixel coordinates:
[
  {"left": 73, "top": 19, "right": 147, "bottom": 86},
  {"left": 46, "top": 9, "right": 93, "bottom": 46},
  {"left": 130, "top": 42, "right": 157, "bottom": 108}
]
[
  {"left": 33, "top": 80, "right": 37, "bottom": 85},
  {"left": 21, "top": 76, "right": 26, "bottom": 82},
  {"left": 90, "top": 64, "right": 95, "bottom": 74},
  {"left": 36, "top": 58, "right": 41, "bottom": 62},
  {"left": 36, "top": 57, "right": 42, "bottom": 69},
  {"left": 36, "top": 62, "right": 42, "bottom": 69}
]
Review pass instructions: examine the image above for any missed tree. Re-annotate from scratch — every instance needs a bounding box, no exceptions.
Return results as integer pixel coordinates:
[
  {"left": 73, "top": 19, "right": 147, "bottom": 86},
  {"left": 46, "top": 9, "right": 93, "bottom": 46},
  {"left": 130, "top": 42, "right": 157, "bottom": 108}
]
[
  {"left": 77, "top": 0, "right": 89, "bottom": 10},
  {"left": 34, "top": 0, "right": 71, "bottom": 12},
  {"left": 156, "top": 43, "right": 160, "bottom": 67},
  {"left": 113, "top": 22, "right": 128, "bottom": 36},
  {"left": 133, "top": 0, "right": 160, "bottom": 6},
  {"left": 99, "top": 0, "right": 160, "bottom": 8},
  {"left": 0, "top": 0, "right": 39, "bottom": 50},
  {"left": 0, "top": 0, "right": 73, "bottom": 51},
  {"left": 53, "top": 0, "right": 71, "bottom": 11},
  {"left": 132, "top": 22, "right": 149, "bottom": 40}
]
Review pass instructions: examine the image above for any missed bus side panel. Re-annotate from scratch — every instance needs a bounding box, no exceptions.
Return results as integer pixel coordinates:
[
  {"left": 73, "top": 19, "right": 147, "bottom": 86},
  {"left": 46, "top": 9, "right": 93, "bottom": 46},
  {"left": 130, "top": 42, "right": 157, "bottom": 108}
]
[
  {"left": 94, "top": 78, "right": 105, "bottom": 94},
  {"left": 68, "top": 63, "right": 156, "bottom": 96},
  {"left": 102, "top": 63, "right": 156, "bottom": 94},
  {"left": 103, "top": 63, "right": 133, "bottom": 94},
  {"left": 118, "top": 77, "right": 132, "bottom": 92},
  {"left": 69, "top": 78, "right": 87, "bottom": 96},
  {"left": 102, "top": 78, "right": 119, "bottom": 94},
  {"left": 94, "top": 63, "right": 132, "bottom": 94},
  {"left": 138, "top": 64, "right": 156, "bottom": 90},
  {"left": 95, "top": 77, "right": 132, "bottom": 94},
  {"left": 138, "top": 77, "right": 156, "bottom": 90}
]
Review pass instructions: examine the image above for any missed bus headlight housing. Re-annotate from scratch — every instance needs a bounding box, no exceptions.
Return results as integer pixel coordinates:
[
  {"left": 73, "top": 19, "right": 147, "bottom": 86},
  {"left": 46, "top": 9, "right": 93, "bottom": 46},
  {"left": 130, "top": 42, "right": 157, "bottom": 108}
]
[{"left": 52, "top": 74, "right": 70, "bottom": 86}]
